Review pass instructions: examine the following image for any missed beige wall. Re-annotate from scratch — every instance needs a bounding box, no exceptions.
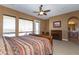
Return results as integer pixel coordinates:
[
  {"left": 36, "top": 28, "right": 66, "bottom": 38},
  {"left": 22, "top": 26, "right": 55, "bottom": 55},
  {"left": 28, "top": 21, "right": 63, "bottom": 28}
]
[
  {"left": 0, "top": 5, "right": 44, "bottom": 36},
  {"left": 40, "top": 20, "right": 49, "bottom": 34},
  {"left": 1, "top": 5, "right": 79, "bottom": 39},
  {"left": 49, "top": 10, "right": 79, "bottom": 41}
]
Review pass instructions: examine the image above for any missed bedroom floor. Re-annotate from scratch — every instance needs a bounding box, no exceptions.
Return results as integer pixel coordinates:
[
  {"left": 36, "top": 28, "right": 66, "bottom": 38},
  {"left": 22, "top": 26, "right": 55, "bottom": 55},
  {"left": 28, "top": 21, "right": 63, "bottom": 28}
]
[{"left": 53, "top": 40, "right": 79, "bottom": 55}]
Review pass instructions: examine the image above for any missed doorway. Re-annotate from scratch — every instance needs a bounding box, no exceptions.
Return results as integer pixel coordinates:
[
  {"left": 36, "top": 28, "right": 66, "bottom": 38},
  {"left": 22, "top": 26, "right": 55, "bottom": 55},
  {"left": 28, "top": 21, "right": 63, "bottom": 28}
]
[{"left": 68, "top": 17, "right": 79, "bottom": 43}]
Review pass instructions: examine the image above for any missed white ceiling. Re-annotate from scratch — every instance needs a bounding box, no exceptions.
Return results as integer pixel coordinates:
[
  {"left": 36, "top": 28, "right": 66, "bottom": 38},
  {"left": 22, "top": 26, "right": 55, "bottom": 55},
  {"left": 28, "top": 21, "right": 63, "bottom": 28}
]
[{"left": 1, "top": 4, "right": 79, "bottom": 19}]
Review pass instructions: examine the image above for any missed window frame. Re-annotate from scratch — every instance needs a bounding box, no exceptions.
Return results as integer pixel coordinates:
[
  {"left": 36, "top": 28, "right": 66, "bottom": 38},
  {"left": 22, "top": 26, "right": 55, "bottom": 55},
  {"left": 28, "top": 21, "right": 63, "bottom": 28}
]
[
  {"left": 34, "top": 20, "right": 40, "bottom": 35},
  {"left": 3, "top": 15, "right": 16, "bottom": 37},
  {"left": 18, "top": 18, "right": 33, "bottom": 36},
  {"left": 2, "top": 14, "right": 40, "bottom": 37}
]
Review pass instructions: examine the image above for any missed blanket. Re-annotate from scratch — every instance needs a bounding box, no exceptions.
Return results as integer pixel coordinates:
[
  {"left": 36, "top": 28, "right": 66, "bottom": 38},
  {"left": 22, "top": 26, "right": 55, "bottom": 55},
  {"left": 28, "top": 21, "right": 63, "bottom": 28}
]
[{"left": 0, "top": 35, "right": 52, "bottom": 55}]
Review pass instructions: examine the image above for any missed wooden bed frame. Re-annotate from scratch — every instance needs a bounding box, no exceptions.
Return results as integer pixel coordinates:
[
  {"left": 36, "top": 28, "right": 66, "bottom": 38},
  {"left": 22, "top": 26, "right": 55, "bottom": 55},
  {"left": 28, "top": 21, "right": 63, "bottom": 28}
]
[
  {"left": 39, "top": 35, "right": 52, "bottom": 45},
  {"left": 30, "top": 34, "right": 52, "bottom": 44},
  {"left": 38, "top": 35, "right": 53, "bottom": 55},
  {"left": 30, "top": 34, "right": 53, "bottom": 55}
]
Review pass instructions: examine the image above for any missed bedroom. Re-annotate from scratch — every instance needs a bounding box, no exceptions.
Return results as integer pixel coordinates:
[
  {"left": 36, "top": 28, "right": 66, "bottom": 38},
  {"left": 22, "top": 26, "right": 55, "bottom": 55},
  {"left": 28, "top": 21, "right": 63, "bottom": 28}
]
[
  {"left": 0, "top": 4, "right": 79, "bottom": 55},
  {"left": 0, "top": 5, "right": 52, "bottom": 55}
]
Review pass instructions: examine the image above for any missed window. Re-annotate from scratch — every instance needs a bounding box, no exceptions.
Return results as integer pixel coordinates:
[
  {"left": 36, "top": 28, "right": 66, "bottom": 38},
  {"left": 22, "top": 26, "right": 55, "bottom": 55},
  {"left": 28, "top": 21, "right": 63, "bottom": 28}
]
[
  {"left": 34, "top": 20, "right": 40, "bottom": 34},
  {"left": 19, "top": 19, "right": 33, "bottom": 36},
  {"left": 3, "top": 15, "right": 16, "bottom": 37}
]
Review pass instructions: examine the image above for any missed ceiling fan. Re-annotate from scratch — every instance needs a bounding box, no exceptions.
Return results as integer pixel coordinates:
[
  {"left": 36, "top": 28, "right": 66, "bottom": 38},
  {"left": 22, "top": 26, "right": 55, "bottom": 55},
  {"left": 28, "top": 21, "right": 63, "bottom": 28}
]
[{"left": 33, "top": 5, "right": 50, "bottom": 16}]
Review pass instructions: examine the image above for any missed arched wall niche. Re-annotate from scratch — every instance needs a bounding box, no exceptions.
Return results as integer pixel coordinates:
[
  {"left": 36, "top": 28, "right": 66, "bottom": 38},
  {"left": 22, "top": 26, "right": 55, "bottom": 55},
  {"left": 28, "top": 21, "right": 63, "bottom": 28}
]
[{"left": 67, "top": 16, "right": 79, "bottom": 31}]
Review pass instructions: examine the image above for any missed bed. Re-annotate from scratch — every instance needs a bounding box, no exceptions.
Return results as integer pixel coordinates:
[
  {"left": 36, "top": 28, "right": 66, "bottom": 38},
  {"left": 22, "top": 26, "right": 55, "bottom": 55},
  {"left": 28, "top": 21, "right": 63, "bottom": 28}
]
[{"left": 0, "top": 35, "right": 52, "bottom": 55}]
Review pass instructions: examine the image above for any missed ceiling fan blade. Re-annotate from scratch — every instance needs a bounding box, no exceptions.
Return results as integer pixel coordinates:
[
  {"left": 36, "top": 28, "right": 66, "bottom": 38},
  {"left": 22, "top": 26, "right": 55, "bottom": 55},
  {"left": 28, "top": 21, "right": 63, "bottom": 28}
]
[
  {"left": 33, "top": 11, "right": 39, "bottom": 13},
  {"left": 39, "top": 5, "right": 43, "bottom": 11},
  {"left": 38, "top": 13, "right": 40, "bottom": 16},
  {"left": 44, "top": 13, "right": 47, "bottom": 15},
  {"left": 44, "top": 10, "right": 50, "bottom": 12}
]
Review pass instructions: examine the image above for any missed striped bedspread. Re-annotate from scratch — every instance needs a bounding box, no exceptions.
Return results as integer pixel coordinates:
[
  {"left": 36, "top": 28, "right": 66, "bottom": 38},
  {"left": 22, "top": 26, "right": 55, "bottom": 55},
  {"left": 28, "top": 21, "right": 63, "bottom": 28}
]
[{"left": 0, "top": 35, "right": 52, "bottom": 55}]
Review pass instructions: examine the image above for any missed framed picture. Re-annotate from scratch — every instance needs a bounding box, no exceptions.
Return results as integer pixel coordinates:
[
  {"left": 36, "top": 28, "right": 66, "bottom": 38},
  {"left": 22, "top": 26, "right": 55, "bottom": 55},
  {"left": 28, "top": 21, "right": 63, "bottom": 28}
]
[{"left": 53, "top": 21, "right": 61, "bottom": 28}]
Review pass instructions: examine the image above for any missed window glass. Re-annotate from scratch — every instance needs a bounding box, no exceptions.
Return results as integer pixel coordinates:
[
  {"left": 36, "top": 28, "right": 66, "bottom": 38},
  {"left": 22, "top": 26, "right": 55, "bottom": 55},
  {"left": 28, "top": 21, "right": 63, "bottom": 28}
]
[
  {"left": 34, "top": 20, "right": 40, "bottom": 34},
  {"left": 3, "top": 15, "right": 15, "bottom": 37},
  {"left": 19, "top": 19, "right": 33, "bottom": 36}
]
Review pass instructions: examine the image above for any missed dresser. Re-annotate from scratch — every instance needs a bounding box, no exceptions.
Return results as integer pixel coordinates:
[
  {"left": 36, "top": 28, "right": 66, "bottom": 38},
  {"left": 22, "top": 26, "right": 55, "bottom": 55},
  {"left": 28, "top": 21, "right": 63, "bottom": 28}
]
[{"left": 68, "top": 31, "right": 79, "bottom": 43}]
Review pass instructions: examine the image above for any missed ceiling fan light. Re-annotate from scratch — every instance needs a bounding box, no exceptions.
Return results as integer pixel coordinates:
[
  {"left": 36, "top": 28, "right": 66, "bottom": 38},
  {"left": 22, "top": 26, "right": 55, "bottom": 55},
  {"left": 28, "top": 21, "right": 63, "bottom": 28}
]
[{"left": 39, "top": 11, "right": 44, "bottom": 15}]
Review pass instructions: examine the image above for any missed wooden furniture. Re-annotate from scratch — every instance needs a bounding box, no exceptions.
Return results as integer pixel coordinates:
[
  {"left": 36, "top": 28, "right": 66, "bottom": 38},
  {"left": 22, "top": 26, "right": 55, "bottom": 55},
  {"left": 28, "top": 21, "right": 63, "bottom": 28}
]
[
  {"left": 37, "top": 35, "right": 53, "bottom": 55},
  {"left": 68, "top": 31, "right": 79, "bottom": 43},
  {"left": 67, "top": 16, "right": 79, "bottom": 43},
  {"left": 30, "top": 34, "right": 53, "bottom": 55},
  {"left": 39, "top": 35, "right": 52, "bottom": 45},
  {"left": 51, "top": 30, "right": 62, "bottom": 40},
  {"left": 31, "top": 34, "right": 52, "bottom": 45}
]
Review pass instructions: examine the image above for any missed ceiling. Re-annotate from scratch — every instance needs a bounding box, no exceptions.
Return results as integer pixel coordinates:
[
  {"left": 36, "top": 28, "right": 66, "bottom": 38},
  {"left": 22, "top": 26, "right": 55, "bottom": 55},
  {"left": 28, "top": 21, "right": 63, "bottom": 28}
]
[{"left": 1, "top": 4, "right": 79, "bottom": 19}]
